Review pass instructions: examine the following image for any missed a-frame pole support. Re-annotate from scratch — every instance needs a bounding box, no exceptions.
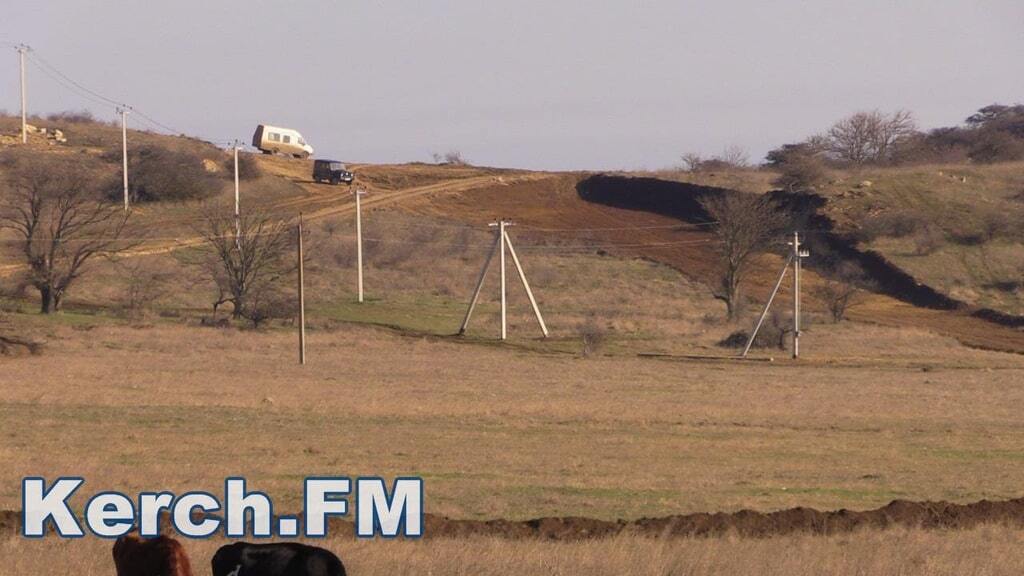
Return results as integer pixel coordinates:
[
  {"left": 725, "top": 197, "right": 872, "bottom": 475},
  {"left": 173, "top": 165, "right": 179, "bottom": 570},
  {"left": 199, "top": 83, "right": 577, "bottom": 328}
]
[
  {"left": 741, "top": 253, "right": 794, "bottom": 358},
  {"left": 458, "top": 227, "right": 501, "bottom": 336},
  {"left": 503, "top": 229, "right": 548, "bottom": 338}
]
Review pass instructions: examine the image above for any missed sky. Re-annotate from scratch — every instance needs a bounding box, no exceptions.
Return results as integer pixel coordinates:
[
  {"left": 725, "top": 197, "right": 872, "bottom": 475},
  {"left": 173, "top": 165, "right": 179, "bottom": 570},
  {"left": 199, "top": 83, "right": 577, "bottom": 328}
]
[{"left": 1, "top": 1, "right": 1022, "bottom": 170}]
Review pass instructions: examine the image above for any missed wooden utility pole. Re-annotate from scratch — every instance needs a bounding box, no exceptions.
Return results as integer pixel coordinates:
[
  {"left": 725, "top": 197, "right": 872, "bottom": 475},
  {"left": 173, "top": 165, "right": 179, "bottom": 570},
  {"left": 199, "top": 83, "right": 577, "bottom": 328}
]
[{"left": 297, "top": 214, "right": 306, "bottom": 365}]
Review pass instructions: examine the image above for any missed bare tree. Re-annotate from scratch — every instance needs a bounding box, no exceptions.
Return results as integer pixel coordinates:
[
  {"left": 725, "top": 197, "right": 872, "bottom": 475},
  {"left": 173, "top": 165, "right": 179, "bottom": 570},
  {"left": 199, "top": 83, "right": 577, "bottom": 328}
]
[
  {"left": 681, "top": 147, "right": 749, "bottom": 172},
  {"left": 0, "top": 151, "right": 135, "bottom": 313},
  {"left": 717, "top": 145, "right": 750, "bottom": 168},
  {"left": 117, "top": 259, "right": 173, "bottom": 318},
  {"left": 828, "top": 110, "right": 917, "bottom": 165},
  {"left": 190, "top": 206, "right": 296, "bottom": 324},
  {"left": 680, "top": 152, "right": 704, "bottom": 172},
  {"left": 816, "top": 262, "right": 873, "bottom": 322},
  {"left": 700, "top": 192, "right": 788, "bottom": 319}
]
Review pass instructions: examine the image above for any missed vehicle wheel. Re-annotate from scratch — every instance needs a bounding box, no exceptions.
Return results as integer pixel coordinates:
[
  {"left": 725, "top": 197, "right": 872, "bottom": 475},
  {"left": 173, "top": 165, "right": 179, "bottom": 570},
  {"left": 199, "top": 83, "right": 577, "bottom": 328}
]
[
  {"left": 331, "top": 178, "right": 339, "bottom": 185},
  {"left": 261, "top": 150, "right": 272, "bottom": 155}
]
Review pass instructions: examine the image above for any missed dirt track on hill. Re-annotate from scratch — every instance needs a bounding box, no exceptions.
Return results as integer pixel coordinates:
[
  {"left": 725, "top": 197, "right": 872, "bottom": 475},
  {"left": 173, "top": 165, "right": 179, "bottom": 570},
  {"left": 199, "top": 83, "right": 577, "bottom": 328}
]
[{"left": 6, "top": 498, "right": 1024, "bottom": 540}]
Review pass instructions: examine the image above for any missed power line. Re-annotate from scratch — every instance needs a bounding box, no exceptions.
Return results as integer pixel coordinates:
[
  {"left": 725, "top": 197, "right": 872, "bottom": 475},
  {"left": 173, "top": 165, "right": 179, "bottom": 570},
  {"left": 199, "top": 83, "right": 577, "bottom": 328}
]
[
  {"left": 519, "top": 221, "right": 718, "bottom": 232},
  {"left": 25, "top": 50, "right": 125, "bottom": 108}
]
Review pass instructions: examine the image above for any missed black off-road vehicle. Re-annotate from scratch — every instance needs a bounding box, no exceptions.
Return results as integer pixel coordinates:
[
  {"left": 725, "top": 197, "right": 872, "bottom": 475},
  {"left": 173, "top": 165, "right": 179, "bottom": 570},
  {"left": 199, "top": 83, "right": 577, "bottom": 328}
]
[{"left": 313, "top": 159, "right": 355, "bottom": 185}]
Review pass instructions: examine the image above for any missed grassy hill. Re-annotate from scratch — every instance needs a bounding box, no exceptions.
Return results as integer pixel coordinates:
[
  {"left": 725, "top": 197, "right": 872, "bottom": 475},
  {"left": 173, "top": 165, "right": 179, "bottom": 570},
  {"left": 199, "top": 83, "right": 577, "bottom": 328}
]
[{"left": 0, "top": 113, "right": 1021, "bottom": 356}]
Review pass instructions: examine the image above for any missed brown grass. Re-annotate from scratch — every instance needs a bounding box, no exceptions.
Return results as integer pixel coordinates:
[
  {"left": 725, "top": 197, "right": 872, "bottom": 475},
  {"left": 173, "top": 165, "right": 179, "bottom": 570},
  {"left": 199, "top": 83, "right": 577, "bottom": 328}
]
[
  {"left": 6, "top": 527, "right": 1024, "bottom": 575},
  {"left": 1, "top": 317, "right": 1023, "bottom": 520}
]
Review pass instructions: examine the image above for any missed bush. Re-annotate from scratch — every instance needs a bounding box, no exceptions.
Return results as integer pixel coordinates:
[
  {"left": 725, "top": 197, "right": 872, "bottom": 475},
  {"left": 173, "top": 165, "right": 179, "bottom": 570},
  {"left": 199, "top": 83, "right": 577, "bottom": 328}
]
[
  {"left": 578, "top": 319, "right": 607, "bottom": 358},
  {"left": 223, "top": 151, "right": 262, "bottom": 181},
  {"left": 856, "top": 211, "right": 926, "bottom": 242},
  {"left": 912, "top": 226, "right": 944, "bottom": 256},
  {"left": 113, "top": 145, "right": 221, "bottom": 202},
  {"left": 772, "top": 155, "right": 828, "bottom": 192},
  {"left": 46, "top": 110, "right": 96, "bottom": 124}
]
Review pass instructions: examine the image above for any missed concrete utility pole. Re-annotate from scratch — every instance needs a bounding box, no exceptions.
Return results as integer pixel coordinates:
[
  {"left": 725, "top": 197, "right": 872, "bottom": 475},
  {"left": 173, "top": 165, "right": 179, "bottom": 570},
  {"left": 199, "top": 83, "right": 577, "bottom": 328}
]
[
  {"left": 499, "top": 219, "right": 507, "bottom": 340},
  {"left": 740, "top": 231, "right": 809, "bottom": 359},
  {"left": 353, "top": 187, "right": 367, "bottom": 303},
  {"left": 234, "top": 143, "right": 241, "bottom": 220},
  {"left": 233, "top": 141, "right": 242, "bottom": 250},
  {"left": 297, "top": 214, "right": 306, "bottom": 365},
  {"left": 17, "top": 45, "right": 27, "bottom": 144},
  {"left": 120, "top": 108, "right": 130, "bottom": 212},
  {"left": 791, "top": 231, "right": 809, "bottom": 359},
  {"left": 459, "top": 219, "right": 548, "bottom": 340}
]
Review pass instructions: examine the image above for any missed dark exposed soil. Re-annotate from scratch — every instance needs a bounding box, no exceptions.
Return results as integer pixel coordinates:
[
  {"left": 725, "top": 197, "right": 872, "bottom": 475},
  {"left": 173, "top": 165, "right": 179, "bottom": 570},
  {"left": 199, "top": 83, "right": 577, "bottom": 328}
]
[
  {"left": 576, "top": 174, "right": 1024, "bottom": 329},
  {"left": 8, "top": 498, "right": 1024, "bottom": 540}
]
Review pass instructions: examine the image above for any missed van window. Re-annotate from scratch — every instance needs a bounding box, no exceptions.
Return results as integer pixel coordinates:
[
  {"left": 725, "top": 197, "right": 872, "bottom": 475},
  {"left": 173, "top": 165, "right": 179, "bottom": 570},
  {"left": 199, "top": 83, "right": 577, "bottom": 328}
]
[
  {"left": 283, "top": 135, "right": 291, "bottom": 144},
  {"left": 269, "top": 133, "right": 280, "bottom": 142}
]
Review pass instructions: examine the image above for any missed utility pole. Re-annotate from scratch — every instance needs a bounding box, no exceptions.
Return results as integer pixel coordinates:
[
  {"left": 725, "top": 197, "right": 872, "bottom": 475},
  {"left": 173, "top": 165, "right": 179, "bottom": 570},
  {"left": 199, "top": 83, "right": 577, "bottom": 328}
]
[
  {"left": 791, "top": 231, "right": 809, "bottom": 359},
  {"left": 459, "top": 219, "right": 547, "bottom": 340},
  {"left": 120, "top": 107, "right": 130, "bottom": 212},
  {"left": 17, "top": 44, "right": 27, "bottom": 144},
  {"left": 233, "top": 141, "right": 242, "bottom": 251},
  {"left": 499, "top": 219, "right": 507, "bottom": 340},
  {"left": 297, "top": 214, "right": 306, "bottom": 365},
  {"left": 741, "top": 230, "right": 809, "bottom": 359},
  {"left": 353, "top": 187, "right": 367, "bottom": 303}
]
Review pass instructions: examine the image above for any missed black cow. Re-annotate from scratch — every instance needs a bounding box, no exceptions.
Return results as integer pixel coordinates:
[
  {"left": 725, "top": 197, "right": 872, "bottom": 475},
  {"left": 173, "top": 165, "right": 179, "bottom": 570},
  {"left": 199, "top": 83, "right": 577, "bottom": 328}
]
[{"left": 211, "top": 542, "right": 346, "bottom": 576}]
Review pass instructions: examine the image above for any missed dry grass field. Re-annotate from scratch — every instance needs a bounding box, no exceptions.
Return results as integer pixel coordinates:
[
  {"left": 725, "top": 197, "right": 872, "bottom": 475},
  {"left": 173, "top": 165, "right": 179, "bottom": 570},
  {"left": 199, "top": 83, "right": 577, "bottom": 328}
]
[
  {"left": 2, "top": 316, "right": 1023, "bottom": 520},
  {"left": 3, "top": 117, "right": 1024, "bottom": 573}
]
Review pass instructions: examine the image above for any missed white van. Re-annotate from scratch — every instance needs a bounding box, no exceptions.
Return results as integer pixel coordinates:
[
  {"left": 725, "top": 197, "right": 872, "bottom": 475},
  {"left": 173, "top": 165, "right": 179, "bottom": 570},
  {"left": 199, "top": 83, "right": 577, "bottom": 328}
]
[{"left": 252, "top": 124, "right": 314, "bottom": 158}]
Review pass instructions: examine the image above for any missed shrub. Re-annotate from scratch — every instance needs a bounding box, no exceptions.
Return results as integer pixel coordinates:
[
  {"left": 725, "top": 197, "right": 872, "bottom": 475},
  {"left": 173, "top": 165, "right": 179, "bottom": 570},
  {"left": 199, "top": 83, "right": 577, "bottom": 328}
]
[
  {"left": 223, "top": 151, "right": 262, "bottom": 181},
  {"left": 772, "top": 155, "right": 828, "bottom": 192},
  {"left": 912, "top": 226, "right": 944, "bottom": 256},
  {"left": 856, "top": 211, "right": 926, "bottom": 242},
  {"left": 113, "top": 145, "right": 221, "bottom": 202},
  {"left": 579, "top": 319, "right": 607, "bottom": 358},
  {"left": 46, "top": 110, "right": 96, "bottom": 124}
]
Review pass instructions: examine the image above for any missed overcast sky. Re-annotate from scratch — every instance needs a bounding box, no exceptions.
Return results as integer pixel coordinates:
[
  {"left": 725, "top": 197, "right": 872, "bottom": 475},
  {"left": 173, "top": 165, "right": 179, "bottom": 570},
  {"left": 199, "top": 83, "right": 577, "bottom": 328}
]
[{"left": 2, "top": 1, "right": 1022, "bottom": 170}]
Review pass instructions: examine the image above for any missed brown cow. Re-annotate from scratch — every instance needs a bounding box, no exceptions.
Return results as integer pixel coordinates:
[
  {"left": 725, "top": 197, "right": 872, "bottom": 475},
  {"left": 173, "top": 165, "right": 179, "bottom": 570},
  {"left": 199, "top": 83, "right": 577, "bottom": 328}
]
[{"left": 113, "top": 534, "right": 194, "bottom": 576}]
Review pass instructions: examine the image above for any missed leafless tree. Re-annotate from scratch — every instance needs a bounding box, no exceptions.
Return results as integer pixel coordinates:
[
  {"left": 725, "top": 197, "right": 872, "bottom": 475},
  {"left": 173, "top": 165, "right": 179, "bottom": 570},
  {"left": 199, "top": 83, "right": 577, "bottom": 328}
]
[
  {"left": 828, "top": 110, "right": 917, "bottom": 165},
  {"left": 681, "top": 147, "right": 749, "bottom": 172},
  {"left": 117, "top": 259, "right": 173, "bottom": 318},
  {"left": 717, "top": 145, "right": 750, "bottom": 168},
  {"left": 816, "top": 262, "right": 874, "bottom": 322},
  {"left": 0, "top": 151, "right": 135, "bottom": 313},
  {"left": 700, "top": 192, "right": 788, "bottom": 320},
  {"left": 680, "top": 152, "right": 704, "bottom": 172},
  {"left": 190, "top": 206, "right": 296, "bottom": 324}
]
